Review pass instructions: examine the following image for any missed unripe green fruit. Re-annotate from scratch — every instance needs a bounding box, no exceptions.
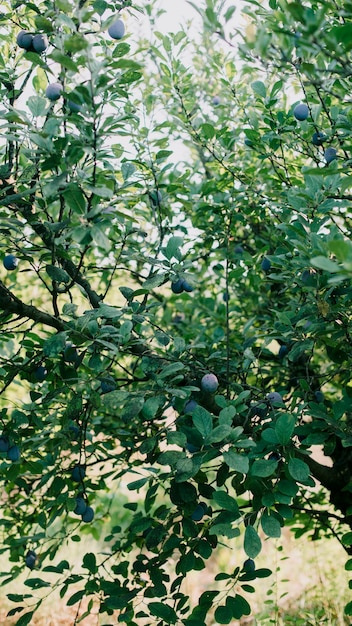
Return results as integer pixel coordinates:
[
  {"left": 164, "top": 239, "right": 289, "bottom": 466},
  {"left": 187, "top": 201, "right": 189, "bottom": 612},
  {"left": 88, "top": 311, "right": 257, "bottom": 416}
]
[
  {"left": 45, "top": 82, "right": 63, "bottom": 101},
  {"left": 108, "top": 19, "right": 125, "bottom": 40},
  {"left": 293, "top": 103, "right": 309, "bottom": 121}
]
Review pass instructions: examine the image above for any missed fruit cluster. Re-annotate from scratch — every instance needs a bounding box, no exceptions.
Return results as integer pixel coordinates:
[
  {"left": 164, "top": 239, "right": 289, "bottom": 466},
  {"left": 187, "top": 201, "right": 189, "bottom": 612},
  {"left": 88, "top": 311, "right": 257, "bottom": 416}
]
[{"left": 16, "top": 30, "right": 48, "bottom": 53}]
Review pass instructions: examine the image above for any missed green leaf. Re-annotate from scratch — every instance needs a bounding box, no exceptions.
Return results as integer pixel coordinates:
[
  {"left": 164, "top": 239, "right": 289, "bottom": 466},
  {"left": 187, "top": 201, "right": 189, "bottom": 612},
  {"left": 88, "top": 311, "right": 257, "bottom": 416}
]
[
  {"left": 251, "top": 80, "right": 266, "bottom": 98},
  {"left": 227, "top": 594, "right": 251, "bottom": 619},
  {"left": 344, "top": 558, "right": 352, "bottom": 571},
  {"left": 45, "top": 265, "right": 70, "bottom": 284},
  {"left": 127, "top": 477, "right": 149, "bottom": 491},
  {"left": 50, "top": 49, "right": 79, "bottom": 71},
  {"left": 121, "top": 161, "right": 136, "bottom": 181},
  {"left": 261, "top": 512, "right": 281, "bottom": 538},
  {"left": 212, "top": 491, "right": 240, "bottom": 515},
  {"left": 143, "top": 272, "right": 168, "bottom": 289},
  {"left": 345, "top": 601, "right": 352, "bottom": 616},
  {"left": 158, "top": 362, "right": 184, "bottom": 379},
  {"left": 193, "top": 406, "right": 213, "bottom": 438},
  {"left": 214, "top": 605, "right": 233, "bottom": 624},
  {"left": 201, "top": 123, "right": 215, "bottom": 139},
  {"left": 82, "top": 552, "right": 97, "bottom": 574},
  {"left": 288, "top": 458, "right": 310, "bottom": 483},
  {"left": 311, "top": 256, "right": 341, "bottom": 273},
  {"left": 244, "top": 525, "right": 262, "bottom": 559},
  {"left": 164, "top": 236, "right": 184, "bottom": 261},
  {"left": 61, "top": 184, "right": 86, "bottom": 213},
  {"left": 43, "top": 332, "right": 66, "bottom": 357},
  {"left": 149, "top": 602, "right": 177, "bottom": 624},
  {"left": 251, "top": 459, "right": 277, "bottom": 477},
  {"left": 275, "top": 413, "right": 296, "bottom": 444},
  {"left": 205, "top": 424, "right": 232, "bottom": 444},
  {"left": 15, "top": 612, "right": 35, "bottom": 626},
  {"left": 223, "top": 449, "right": 249, "bottom": 474},
  {"left": 67, "top": 589, "right": 85, "bottom": 606},
  {"left": 341, "top": 532, "right": 352, "bottom": 546},
  {"left": 27, "top": 95, "right": 47, "bottom": 117},
  {"left": 24, "top": 578, "right": 51, "bottom": 589}
]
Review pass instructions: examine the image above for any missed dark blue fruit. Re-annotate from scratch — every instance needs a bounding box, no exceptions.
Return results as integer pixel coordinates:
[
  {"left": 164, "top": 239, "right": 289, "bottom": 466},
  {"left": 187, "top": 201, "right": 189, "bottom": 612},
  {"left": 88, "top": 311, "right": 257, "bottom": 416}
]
[
  {"left": 100, "top": 378, "right": 117, "bottom": 394},
  {"left": 324, "top": 147, "right": 337, "bottom": 164},
  {"left": 191, "top": 504, "right": 205, "bottom": 521},
  {"left": 266, "top": 391, "right": 283, "bottom": 404},
  {"left": 312, "top": 131, "right": 325, "bottom": 146},
  {"left": 32, "top": 34, "right": 48, "bottom": 53},
  {"left": 25, "top": 550, "right": 37, "bottom": 569},
  {"left": 108, "top": 19, "right": 125, "bottom": 40},
  {"left": 201, "top": 373, "right": 219, "bottom": 393},
  {"left": 182, "top": 280, "right": 193, "bottom": 292},
  {"left": 261, "top": 257, "right": 271, "bottom": 272},
  {"left": 0, "top": 435, "right": 10, "bottom": 452},
  {"left": 243, "top": 558, "right": 255, "bottom": 572},
  {"left": 314, "top": 390, "right": 324, "bottom": 403},
  {"left": 74, "top": 496, "right": 87, "bottom": 515},
  {"left": 171, "top": 279, "right": 184, "bottom": 294},
  {"left": 81, "top": 506, "right": 94, "bottom": 522},
  {"left": 7, "top": 445, "right": 20, "bottom": 462},
  {"left": 278, "top": 345, "right": 288, "bottom": 358},
  {"left": 34, "top": 365, "right": 47, "bottom": 382},
  {"left": 293, "top": 103, "right": 309, "bottom": 121},
  {"left": 16, "top": 30, "right": 33, "bottom": 50},
  {"left": 3, "top": 254, "right": 18, "bottom": 270},
  {"left": 68, "top": 423, "right": 80, "bottom": 440},
  {"left": 64, "top": 343, "right": 80, "bottom": 364},
  {"left": 184, "top": 399, "right": 198, "bottom": 413},
  {"left": 71, "top": 465, "right": 85, "bottom": 482}
]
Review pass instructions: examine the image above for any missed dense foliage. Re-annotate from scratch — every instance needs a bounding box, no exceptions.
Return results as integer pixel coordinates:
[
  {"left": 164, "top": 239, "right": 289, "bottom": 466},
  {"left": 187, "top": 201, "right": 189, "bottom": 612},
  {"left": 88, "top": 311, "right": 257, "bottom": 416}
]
[{"left": 0, "top": 0, "right": 351, "bottom": 623}]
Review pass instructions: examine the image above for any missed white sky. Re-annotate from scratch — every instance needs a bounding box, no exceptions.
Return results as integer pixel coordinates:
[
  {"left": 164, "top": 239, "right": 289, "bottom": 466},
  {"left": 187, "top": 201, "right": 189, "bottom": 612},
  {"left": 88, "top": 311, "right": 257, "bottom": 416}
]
[{"left": 156, "top": 1, "right": 201, "bottom": 30}]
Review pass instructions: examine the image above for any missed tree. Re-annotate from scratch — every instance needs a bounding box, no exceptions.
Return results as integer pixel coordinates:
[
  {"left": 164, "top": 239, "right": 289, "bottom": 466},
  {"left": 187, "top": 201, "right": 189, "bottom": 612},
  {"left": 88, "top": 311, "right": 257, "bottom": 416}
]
[{"left": 0, "top": 0, "right": 351, "bottom": 623}]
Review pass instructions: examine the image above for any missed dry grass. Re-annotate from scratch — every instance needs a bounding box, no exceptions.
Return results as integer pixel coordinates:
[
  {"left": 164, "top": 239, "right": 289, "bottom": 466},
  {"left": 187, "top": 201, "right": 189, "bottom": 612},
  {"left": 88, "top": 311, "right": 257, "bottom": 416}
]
[{"left": 0, "top": 525, "right": 350, "bottom": 625}]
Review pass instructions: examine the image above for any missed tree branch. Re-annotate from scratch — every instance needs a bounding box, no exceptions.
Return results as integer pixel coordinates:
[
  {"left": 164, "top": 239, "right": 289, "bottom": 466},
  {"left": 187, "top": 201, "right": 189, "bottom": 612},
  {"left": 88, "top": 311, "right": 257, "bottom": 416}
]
[
  {"left": 1, "top": 182, "right": 102, "bottom": 309},
  {"left": 0, "top": 282, "right": 64, "bottom": 331}
]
